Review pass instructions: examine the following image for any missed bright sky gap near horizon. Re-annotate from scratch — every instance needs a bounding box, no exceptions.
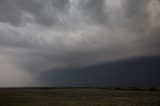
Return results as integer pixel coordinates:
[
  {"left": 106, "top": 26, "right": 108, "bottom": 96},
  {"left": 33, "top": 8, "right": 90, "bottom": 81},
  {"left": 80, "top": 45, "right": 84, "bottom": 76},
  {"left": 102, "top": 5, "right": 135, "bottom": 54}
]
[{"left": 0, "top": 0, "right": 160, "bottom": 87}]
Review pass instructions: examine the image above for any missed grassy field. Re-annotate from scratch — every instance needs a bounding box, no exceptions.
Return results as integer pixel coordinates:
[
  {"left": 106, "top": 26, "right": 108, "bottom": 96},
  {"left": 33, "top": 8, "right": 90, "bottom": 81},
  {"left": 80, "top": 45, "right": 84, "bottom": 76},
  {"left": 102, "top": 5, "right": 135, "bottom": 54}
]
[{"left": 0, "top": 88, "right": 160, "bottom": 106}]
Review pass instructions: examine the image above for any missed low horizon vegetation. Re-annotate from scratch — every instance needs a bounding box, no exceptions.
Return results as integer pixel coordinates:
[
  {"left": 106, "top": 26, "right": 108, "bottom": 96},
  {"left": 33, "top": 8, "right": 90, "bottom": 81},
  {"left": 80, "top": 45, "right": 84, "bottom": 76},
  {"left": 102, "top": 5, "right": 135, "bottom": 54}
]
[{"left": 0, "top": 88, "right": 160, "bottom": 106}]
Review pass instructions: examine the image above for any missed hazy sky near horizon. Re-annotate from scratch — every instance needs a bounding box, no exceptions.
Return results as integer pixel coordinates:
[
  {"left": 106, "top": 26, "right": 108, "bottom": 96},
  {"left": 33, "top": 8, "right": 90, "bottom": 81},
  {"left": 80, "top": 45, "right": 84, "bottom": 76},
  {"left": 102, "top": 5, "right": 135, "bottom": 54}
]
[{"left": 0, "top": 0, "right": 160, "bottom": 87}]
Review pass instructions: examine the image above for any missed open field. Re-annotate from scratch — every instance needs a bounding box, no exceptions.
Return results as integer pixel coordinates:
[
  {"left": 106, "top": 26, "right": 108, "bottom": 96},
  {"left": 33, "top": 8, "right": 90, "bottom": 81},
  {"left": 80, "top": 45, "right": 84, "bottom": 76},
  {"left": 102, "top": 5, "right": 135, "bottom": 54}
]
[{"left": 0, "top": 88, "right": 160, "bottom": 106}]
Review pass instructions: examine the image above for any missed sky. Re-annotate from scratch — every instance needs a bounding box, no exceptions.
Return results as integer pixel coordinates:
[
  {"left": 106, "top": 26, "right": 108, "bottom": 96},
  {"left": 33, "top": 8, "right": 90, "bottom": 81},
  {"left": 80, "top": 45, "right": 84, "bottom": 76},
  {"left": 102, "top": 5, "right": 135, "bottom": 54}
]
[{"left": 0, "top": 0, "right": 160, "bottom": 87}]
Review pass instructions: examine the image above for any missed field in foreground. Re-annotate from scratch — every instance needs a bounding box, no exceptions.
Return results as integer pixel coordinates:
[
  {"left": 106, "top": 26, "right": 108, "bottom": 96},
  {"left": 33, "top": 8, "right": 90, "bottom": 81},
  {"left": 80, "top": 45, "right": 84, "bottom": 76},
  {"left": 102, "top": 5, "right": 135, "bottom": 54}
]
[{"left": 0, "top": 88, "right": 160, "bottom": 106}]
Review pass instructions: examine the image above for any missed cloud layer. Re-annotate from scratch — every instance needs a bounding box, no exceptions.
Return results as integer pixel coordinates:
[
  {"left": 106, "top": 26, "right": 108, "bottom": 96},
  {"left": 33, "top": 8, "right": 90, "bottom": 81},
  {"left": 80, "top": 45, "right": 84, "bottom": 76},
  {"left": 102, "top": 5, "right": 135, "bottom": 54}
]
[{"left": 0, "top": 0, "right": 160, "bottom": 87}]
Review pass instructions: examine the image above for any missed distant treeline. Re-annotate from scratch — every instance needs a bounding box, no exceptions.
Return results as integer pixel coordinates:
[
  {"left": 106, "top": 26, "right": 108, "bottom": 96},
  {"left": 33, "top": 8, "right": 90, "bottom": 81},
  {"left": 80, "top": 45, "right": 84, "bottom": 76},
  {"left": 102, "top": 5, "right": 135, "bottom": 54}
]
[
  {"left": 0, "top": 87, "right": 159, "bottom": 91},
  {"left": 114, "top": 87, "right": 159, "bottom": 91}
]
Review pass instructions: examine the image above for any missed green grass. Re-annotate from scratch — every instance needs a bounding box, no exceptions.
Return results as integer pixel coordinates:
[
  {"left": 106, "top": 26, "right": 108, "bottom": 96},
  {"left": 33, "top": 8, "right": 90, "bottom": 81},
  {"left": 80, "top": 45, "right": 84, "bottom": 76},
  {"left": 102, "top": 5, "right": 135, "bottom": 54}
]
[{"left": 0, "top": 88, "right": 160, "bottom": 106}]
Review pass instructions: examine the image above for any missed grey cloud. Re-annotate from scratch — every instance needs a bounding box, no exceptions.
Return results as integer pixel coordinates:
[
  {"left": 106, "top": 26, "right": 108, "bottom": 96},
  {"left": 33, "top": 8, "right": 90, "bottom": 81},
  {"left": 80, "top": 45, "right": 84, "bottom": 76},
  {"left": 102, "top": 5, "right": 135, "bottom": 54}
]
[
  {"left": 124, "top": 0, "right": 149, "bottom": 17},
  {"left": 15, "top": 0, "right": 45, "bottom": 14},
  {"left": 0, "top": 0, "right": 65, "bottom": 26},
  {"left": 0, "top": 0, "right": 22, "bottom": 26},
  {"left": 146, "top": 26, "right": 160, "bottom": 50},
  {"left": 51, "top": 0, "right": 69, "bottom": 10},
  {"left": 79, "top": 0, "right": 108, "bottom": 25},
  {"left": 15, "top": 0, "right": 58, "bottom": 26},
  {"left": 0, "top": 0, "right": 160, "bottom": 86},
  {"left": 0, "top": 0, "right": 109, "bottom": 27},
  {"left": 123, "top": 0, "right": 151, "bottom": 33}
]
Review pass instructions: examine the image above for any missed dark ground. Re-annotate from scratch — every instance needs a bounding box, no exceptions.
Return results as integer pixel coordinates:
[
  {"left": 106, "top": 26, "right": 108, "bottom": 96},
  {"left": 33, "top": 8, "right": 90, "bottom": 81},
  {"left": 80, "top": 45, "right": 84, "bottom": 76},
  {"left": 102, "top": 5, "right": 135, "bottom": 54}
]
[{"left": 0, "top": 88, "right": 160, "bottom": 106}]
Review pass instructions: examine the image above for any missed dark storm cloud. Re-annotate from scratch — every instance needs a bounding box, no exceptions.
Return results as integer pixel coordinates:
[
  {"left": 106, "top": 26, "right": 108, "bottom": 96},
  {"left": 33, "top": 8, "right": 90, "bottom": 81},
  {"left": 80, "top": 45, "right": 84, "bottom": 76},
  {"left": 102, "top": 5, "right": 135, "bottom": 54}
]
[
  {"left": 0, "top": 0, "right": 69, "bottom": 26},
  {"left": 0, "top": 0, "right": 108, "bottom": 26},
  {"left": 123, "top": 0, "right": 151, "bottom": 33},
  {"left": 79, "top": 0, "right": 108, "bottom": 25},
  {"left": 0, "top": 0, "right": 22, "bottom": 26},
  {"left": 15, "top": 0, "right": 59, "bottom": 26},
  {"left": 0, "top": 0, "right": 160, "bottom": 87},
  {"left": 51, "top": 0, "right": 69, "bottom": 10},
  {"left": 40, "top": 56, "right": 160, "bottom": 87},
  {"left": 15, "top": 0, "right": 45, "bottom": 14},
  {"left": 124, "top": 0, "right": 149, "bottom": 17}
]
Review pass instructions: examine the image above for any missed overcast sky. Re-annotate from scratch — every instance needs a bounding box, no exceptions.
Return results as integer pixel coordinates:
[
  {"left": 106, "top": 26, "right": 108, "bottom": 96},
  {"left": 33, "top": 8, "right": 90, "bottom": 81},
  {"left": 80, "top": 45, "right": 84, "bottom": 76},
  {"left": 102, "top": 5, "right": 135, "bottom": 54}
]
[{"left": 0, "top": 0, "right": 160, "bottom": 87}]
